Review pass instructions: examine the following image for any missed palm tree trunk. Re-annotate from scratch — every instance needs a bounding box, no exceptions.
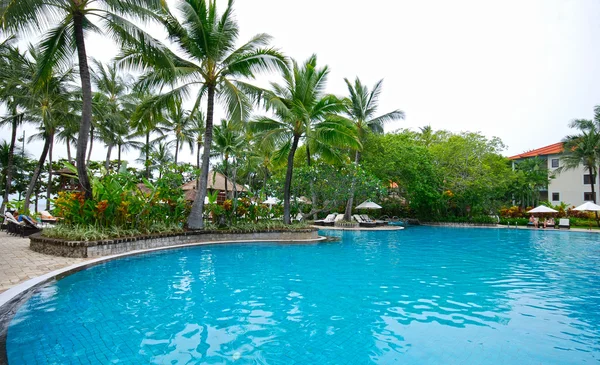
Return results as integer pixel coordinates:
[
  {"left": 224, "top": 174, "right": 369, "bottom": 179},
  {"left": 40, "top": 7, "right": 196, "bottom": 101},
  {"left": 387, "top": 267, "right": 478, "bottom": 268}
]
[
  {"left": 196, "top": 141, "right": 201, "bottom": 191},
  {"left": 73, "top": 11, "right": 93, "bottom": 199},
  {"left": 46, "top": 131, "right": 54, "bottom": 211},
  {"left": 188, "top": 85, "right": 215, "bottom": 230},
  {"left": 87, "top": 126, "right": 94, "bottom": 163},
  {"left": 145, "top": 131, "right": 150, "bottom": 178},
  {"left": 66, "top": 136, "right": 72, "bottom": 163},
  {"left": 174, "top": 138, "right": 179, "bottom": 164},
  {"left": 24, "top": 136, "right": 51, "bottom": 213},
  {"left": 284, "top": 134, "right": 301, "bottom": 224},
  {"left": 305, "top": 145, "right": 317, "bottom": 219},
  {"left": 224, "top": 155, "right": 229, "bottom": 199},
  {"left": 1, "top": 112, "right": 19, "bottom": 213},
  {"left": 105, "top": 144, "right": 113, "bottom": 170},
  {"left": 344, "top": 150, "right": 361, "bottom": 221},
  {"left": 589, "top": 165, "right": 599, "bottom": 227},
  {"left": 117, "top": 143, "right": 122, "bottom": 172}
]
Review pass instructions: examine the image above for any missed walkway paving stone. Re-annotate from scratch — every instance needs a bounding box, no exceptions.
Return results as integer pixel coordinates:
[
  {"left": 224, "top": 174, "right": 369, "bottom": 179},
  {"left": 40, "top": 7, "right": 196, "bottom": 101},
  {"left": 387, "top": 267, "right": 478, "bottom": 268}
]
[{"left": 0, "top": 232, "right": 89, "bottom": 293}]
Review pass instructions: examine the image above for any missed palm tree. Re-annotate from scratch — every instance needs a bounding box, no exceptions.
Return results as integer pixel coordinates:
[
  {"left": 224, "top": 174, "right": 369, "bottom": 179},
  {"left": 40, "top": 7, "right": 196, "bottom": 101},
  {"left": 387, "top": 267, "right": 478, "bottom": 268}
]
[
  {"left": 0, "top": 0, "right": 162, "bottom": 199},
  {"left": 119, "top": 0, "right": 286, "bottom": 229},
  {"left": 189, "top": 110, "right": 206, "bottom": 171},
  {"left": 148, "top": 141, "right": 174, "bottom": 178},
  {"left": 166, "top": 100, "right": 196, "bottom": 164},
  {"left": 0, "top": 41, "right": 29, "bottom": 212},
  {"left": 213, "top": 119, "right": 245, "bottom": 199},
  {"left": 250, "top": 55, "right": 360, "bottom": 224},
  {"left": 342, "top": 77, "right": 405, "bottom": 220},
  {"left": 559, "top": 119, "right": 600, "bottom": 226}
]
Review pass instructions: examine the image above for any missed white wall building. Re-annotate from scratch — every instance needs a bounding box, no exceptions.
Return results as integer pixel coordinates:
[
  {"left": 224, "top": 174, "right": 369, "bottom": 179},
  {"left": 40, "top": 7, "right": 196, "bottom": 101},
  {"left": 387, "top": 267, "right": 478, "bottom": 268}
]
[{"left": 509, "top": 142, "right": 599, "bottom": 207}]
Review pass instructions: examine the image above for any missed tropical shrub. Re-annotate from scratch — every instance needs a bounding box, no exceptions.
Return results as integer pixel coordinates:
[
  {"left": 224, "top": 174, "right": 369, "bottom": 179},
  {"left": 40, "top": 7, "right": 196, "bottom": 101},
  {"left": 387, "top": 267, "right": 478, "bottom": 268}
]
[{"left": 49, "top": 164, "right": 189, "bottom": 236}]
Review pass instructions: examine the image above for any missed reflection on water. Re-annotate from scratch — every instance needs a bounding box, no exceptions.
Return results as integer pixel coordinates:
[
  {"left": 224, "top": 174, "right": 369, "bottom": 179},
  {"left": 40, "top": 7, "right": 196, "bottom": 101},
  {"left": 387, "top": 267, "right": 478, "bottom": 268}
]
[{"left": 6, "top": 227, "right": 600, "bottom": 364}]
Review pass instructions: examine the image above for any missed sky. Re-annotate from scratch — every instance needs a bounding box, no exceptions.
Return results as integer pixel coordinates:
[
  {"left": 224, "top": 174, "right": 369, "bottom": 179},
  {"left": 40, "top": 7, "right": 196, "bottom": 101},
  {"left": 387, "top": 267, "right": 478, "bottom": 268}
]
[{"left": 4, "top": 0, "right": 600, "bottom": 166}]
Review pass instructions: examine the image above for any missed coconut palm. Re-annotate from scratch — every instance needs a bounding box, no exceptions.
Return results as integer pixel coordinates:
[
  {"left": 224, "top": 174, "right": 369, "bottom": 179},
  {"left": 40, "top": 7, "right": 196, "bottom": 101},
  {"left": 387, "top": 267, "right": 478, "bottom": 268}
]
[
  {"left": 559, "top": 119, "right": 600, "bottom": 226},
  {"left": 0, "top": 0, "right": 162, "bottom": 199},
  {"left": 342, "top": 77, "right": 405, "bottom": 220},
  {"left": 213, "top": 119, "right": 245, "bottom": 199},
  {"left": 149, "top": 141, "right": 174, "bottom": 178},
  {"left": 166, "top": 100, "right": 196, "bottom": 164},
  {"left": 119, "top": 0, "right": 286, "bottom": 229},
  {"left": 250, "top": 55, "right": 360, "bottom": 224},
  {"left": 0, "top": 40, "right": 29, "bottom": 212}
]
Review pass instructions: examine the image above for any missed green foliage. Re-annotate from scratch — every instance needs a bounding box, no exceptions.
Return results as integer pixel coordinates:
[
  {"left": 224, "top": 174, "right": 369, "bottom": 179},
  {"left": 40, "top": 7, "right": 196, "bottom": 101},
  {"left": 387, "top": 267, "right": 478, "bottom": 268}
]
[
  {"left": 42, "top": 223, "right": 183, "bottom": 242},
  {"left": 48, "top": 164, "right": 189, "bottom": 237}
]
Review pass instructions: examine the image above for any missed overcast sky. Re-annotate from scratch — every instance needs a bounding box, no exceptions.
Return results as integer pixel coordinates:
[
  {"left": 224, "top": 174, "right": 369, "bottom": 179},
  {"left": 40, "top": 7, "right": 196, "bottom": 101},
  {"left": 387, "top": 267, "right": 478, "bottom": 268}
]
[{"left": 4, "top": 0, "right": 600, "bottom": 165}]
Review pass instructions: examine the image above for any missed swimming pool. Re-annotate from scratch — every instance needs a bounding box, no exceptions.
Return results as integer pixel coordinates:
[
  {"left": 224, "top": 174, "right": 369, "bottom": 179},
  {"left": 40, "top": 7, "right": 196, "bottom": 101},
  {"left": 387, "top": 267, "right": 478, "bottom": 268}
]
[{"left": 5, "top": 227, "right": 600, "bottom": 364}]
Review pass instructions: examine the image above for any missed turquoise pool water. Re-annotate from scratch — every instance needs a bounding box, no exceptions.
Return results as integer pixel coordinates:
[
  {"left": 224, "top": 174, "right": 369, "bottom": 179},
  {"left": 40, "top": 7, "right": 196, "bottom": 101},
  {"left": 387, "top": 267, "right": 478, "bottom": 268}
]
[{"left": 5, "top": 227, "right": 600, "bottom": 364}]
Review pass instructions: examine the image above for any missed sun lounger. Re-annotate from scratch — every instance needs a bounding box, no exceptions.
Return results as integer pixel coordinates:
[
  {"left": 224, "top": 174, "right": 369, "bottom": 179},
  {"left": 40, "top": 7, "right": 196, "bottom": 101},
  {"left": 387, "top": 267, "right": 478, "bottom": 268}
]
[
  {"left": 527, "top": 218, "right": 539, "bottom": 228},
  {"left": 558, "top": 218, "right": 570, "bottom": 229},
  {"left": 314, "top": 214, "right": 336, "bottom": 226},
  {"left": 353, "top": 214, "right": 376, "bottom": 228},
  {"left": 40, "top": 210, "right": 58, "bottom": 224},
  {"left": 361, "top": 214, "right": 388, "bottom": 226},
  {"left": 5, "top": 212, "right": 42, "bottom": 237}
]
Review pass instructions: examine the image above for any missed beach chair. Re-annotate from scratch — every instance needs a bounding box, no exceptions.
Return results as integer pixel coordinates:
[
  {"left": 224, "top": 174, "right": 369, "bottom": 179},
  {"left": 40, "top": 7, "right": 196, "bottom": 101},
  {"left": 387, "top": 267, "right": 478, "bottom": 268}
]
[
  {"left": 558, "top": 218, "right": 570, "bottom": 229},
  {"left": 40, "top": 210, "right": 58, "bottom": 224},
  {"left": 527, "top": 218, "right": 539, "bottom": 228},
  {"left": 353, "top": 214, "right": 376, "bottom": 228},
  {"left": 314, "top": 214, "right": 336, "bottom": 226},
  {"left": 361, "top": 214, "right": 388, "bottom": 226},
  {"left": 334, "top": 214, "right": 344, "bottom": 222}
]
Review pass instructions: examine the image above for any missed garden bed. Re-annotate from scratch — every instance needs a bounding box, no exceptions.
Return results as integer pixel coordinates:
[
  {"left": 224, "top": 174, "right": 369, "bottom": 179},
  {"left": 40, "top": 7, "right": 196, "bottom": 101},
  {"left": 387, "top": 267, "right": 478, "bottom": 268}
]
[{"left": 29, "top": 227, "right": 320, "bottom": 258}]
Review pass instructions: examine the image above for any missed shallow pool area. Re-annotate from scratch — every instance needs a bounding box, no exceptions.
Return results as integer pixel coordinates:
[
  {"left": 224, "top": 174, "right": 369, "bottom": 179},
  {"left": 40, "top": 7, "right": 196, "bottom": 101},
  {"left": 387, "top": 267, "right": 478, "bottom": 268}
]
[{"left": 5, "top": 227, "right": 600, "bottom": 364}]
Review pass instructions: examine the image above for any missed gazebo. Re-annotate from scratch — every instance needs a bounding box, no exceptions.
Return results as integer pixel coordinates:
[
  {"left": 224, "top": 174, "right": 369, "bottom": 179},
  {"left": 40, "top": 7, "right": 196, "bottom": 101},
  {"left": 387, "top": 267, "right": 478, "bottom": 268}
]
[{"left": 182, "top": 171, "right": 247, "bottom": 204}]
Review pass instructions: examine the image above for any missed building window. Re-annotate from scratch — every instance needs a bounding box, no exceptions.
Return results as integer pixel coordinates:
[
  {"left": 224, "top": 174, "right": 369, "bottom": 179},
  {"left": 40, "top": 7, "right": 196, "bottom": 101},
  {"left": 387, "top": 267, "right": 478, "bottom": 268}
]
[
  {"left": 584, "top": 174, "right": 597, "bottom": 184},
  {"left": 584, "top": 192, "right": 595, "bottom": 201},
  {"left": 552, "top": 192, "right": 559, "bottom": 201},
  {"left": 551, "top": 159, "right": 559, "bottom": 168}
]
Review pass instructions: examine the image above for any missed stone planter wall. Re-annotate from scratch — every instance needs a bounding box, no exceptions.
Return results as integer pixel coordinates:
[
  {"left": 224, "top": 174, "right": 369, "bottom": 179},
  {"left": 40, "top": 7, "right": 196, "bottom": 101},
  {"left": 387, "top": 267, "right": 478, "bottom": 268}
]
[
  {"left": 29, "top": 228, "right": 320, "bottom": 258},
  {"left": 423, "top": 222, "right": 497, "bottom": 227}
]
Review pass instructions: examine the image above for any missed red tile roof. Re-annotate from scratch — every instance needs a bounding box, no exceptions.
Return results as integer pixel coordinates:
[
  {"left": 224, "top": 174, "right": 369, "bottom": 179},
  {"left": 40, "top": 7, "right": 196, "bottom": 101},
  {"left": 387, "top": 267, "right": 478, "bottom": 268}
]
[{"left": 508, "top": 142, "right": 564, "bottom": 160}]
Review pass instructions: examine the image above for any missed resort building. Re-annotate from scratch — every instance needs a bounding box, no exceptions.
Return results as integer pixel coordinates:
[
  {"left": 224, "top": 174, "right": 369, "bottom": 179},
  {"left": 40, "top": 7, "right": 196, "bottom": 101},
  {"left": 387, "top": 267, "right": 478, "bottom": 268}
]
[{"left": 508, "top": 142, "right": 598, "bottom": 206}]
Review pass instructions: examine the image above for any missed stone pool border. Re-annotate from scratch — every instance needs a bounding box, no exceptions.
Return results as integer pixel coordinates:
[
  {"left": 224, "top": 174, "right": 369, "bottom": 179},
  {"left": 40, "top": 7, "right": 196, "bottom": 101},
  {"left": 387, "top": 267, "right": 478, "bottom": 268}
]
[
  {"left": 0, "top": 233, "right": 325, "bottom": 365},
  {"left": 29, "top": 228, "right": 319, "bottom": 258}
]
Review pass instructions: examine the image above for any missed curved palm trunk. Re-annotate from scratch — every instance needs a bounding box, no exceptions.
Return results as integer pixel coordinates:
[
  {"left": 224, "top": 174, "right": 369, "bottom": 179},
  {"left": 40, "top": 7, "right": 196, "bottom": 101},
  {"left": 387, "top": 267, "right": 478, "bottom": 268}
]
[
  {"left": 174, "top": 137, "right": 179, "bottom": 164},
  {"left": 344, "top": 150, "right": 361, "bottom": 221},
  {"left": 284, "top": 134, "right": 301, "bottom": 224},
  {"left": 223, "top": 155, "right": 229, "bottom": 199},
  {"left": 46, "top": 131, "right": 54, "bottom": 211},
  {"left": 117, "top": 143, "right": 122, "bottom": 172},
  {"left": 105, "top": 144, "right": 113, "bottom": 170},
  {"left": 24, "top": 136, "right": 51, "bottom": 213},
  {"left": 1, "top": 112, "right": 19, "bottom": 213},
  {"left": 145, "top": 131, "right": 150, "bottom": 178},
  {"left": 66, "top": 136, "right": 72, "bottom": 163},
  {"left": 188, "top": 85, "right": 215, "bottom": 230},
  {"left": 73, "top": 12, "right": 93, "bottom": 199},
  {"left": 87, "top": 127, "right": 94, "bottom": 163}
]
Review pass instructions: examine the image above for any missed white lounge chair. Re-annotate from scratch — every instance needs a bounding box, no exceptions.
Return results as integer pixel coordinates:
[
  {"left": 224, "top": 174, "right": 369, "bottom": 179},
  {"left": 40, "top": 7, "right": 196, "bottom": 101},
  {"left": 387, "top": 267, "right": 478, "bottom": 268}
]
[
  {"left": 353, "top": 214, "right": 376, "bottom": 228},
  {"left": 315, "top": 214, "right": 336, "bottom": 226},
  {"left": 558, "top": 218, "right": 570, "bottom": 229}
]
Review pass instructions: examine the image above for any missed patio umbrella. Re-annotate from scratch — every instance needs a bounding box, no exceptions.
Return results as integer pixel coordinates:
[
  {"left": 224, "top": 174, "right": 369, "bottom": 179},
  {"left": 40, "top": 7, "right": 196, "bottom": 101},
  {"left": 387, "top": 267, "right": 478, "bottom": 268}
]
[
  {"left": 527, "top": 205, "right": 558, "bottom": 214},
  {"left": 356, "top": 200, "right": 382, "bottom": 210},
  {"left": 573, "top": 201, "right": 600, "bottom": 211},
  {"left": 263, "top": 197, "right": 280, "bottom": 207}
]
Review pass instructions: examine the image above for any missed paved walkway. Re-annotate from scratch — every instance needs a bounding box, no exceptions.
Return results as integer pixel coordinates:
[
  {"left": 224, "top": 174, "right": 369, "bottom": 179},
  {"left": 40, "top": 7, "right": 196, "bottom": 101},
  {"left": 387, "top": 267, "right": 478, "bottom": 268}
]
[{"left": 0, "top": 233, "right": 88, "bottom": 293}]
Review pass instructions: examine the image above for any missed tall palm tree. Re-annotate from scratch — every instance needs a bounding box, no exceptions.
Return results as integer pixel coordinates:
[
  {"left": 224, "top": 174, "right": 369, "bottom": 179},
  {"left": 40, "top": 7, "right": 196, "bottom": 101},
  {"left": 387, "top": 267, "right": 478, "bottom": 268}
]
[
  {"left": 0, "top": 41, "right": 29, "bottom": 212},
  {"left": 167, "top": 100, "right": 196, "bottom": 164},
  {"left": 189, "top": 110, "right": 206, "bottom": 171},
  {"left": 213, "top": 119, "right": 245, "bottom": 199},
  {"left": 250, "top": 55, "right": 360, "bottom": 224},
  {"left": 559, "top": 119, "right": 600, "bottom": 226},
  {"left": 342, "top": 77, "right": 405, "bottom": 220},
  {"left": 119, "top": 0, "right": 286, "bottom": 229},
  {"left": 0, "top": 0, "right": 162, "bottom": 199},
  {"left": 148, "top": 141, "right": 174, "bottom": 178}
]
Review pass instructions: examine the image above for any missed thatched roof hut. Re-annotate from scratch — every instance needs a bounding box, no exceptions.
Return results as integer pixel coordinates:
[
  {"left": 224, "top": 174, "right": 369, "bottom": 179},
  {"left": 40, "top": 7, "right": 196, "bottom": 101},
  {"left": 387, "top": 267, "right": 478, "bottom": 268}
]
[{"left": 182, "top": 171, "right": 247, "bottom": 202}]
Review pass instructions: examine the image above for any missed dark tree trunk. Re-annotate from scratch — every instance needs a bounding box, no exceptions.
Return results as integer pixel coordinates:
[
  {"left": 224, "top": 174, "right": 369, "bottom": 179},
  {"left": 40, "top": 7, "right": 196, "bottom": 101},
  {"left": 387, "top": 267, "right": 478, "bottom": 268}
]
[
  {"left": 196, "top": 141, "right": 201, "bottom": 190},
  {"left": 305, "top": 145, "right": 318, "bottom": 219},
  {"left": 117, "top": 143, "right": 122, "bottom": 172},
  {"left": 66, "top": 136, "right": 72, "bottom": 163},
  {"left": 87, "top": 126, "right": 94, "bottom": 163},
  {"left": 283, "top": 134, "right": 301, "bottom": 224},
  {"left": 73, "top": 11, "right": 93, "bottom": 199},
  {"left": 1, "top": 112, "right": 20, "bottom": 213},
  {"left": 174, "top": 138, "right": 179, "bottom": 164},
  {"left": 223, "top": 155, "right": 229, "bottom": 199},
  {"left": 188, "top": 85, "right": 215, "bottom": 229},
  {"left": 46, "top": 131, "right": 54, "bottom": 211},
  {"left": 145, "top": 131, "right": 150, "bottom": 178},
  {"left": 24, "top": 136, "right": 51, "bottom": 212},
  {"left": 589, "top": 165, "right": 599, "bottom": 227},
  {"left": 344, "top": 150, "right": 361, "bottom": 221},
  {"left": 105, "top": 144, "right": 113, "bottom": 170}
]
